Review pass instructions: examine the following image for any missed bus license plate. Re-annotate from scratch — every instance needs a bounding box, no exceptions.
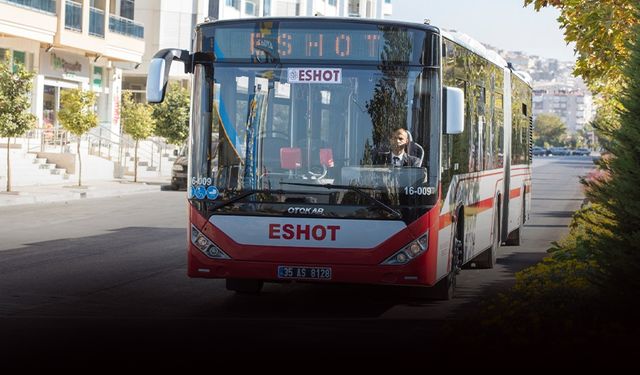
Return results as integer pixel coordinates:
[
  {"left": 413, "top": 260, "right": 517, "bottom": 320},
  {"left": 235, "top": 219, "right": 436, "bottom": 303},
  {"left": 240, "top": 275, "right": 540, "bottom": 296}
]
[{"left": 277, "top": 266, "right": 332, "bottom": 280}]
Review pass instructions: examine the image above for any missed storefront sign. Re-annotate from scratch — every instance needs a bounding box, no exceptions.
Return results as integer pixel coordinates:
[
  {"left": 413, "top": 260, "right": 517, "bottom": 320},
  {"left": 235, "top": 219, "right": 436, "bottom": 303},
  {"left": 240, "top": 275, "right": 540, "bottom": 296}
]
[{"left": 40, "top": 49, "right": 89, "bottom": 81}]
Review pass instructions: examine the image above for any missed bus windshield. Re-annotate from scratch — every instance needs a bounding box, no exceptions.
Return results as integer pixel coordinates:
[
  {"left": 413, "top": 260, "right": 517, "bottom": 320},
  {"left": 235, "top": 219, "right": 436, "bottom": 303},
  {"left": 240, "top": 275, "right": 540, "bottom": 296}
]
[{"left": 189, "top": 22, "right": 439, "bottom": 210}]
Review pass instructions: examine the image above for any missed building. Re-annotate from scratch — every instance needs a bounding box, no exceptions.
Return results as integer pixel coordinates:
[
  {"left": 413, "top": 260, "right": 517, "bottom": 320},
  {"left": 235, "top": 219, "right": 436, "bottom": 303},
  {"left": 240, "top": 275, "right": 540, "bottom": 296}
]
[
  {"left": 125, "top": 0, "right": 392, "bottom": 102},
  {"left": 532, "top": 83, "right": 594, "bottom": 133},
  {"left": 210, "top": 0, "right": 392, "bottom": 18},
  {"left": 0, "top": 0, "right": 146, "bottom": 138}
]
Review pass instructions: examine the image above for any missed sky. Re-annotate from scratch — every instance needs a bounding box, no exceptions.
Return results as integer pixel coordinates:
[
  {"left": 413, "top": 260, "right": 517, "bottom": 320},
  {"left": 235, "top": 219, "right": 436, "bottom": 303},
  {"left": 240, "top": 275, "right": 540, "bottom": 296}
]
[{"left": 389, "top": 0, "right": 576, "bottom": 62}]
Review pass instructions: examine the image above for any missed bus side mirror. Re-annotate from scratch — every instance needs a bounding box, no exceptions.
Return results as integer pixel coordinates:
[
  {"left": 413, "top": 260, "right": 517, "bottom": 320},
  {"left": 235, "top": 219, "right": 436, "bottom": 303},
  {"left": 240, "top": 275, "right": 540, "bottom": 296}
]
[
  {"left": 147, "top": 49, "right": 191, "bottom": 103},
  {"left": 444, "top": 87, "right": 464, "bottom": 135}
]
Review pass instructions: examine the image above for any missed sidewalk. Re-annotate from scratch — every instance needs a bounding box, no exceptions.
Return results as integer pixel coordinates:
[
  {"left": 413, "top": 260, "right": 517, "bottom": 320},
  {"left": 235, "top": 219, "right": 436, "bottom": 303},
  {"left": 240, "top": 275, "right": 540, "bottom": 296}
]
[{"left": 0, "top": 176, "right": 173, "bottom": 207}]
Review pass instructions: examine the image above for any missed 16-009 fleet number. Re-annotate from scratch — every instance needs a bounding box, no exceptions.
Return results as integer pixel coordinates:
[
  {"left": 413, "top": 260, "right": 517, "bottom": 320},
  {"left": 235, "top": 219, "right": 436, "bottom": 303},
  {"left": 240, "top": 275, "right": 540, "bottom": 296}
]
[{"left": 404, "top": 186, "right": 435, "bottom": 196}]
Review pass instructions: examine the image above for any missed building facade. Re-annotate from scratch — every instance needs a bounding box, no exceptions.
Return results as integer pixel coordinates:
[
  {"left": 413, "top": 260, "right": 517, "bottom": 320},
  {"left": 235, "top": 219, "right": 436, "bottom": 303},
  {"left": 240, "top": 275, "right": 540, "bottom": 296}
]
[
  {"left": 210, "top": 0, "right": 392, "bottom": 19},
  {"left": 0, "top": 0, "right": 145, "bottom": 138}
]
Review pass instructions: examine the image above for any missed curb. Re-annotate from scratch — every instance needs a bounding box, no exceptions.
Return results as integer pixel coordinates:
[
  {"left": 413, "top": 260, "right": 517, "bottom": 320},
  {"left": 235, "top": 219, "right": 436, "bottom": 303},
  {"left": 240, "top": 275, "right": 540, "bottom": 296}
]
[{"left": 0, "top": 184, "right": 163, "bottom": 207}]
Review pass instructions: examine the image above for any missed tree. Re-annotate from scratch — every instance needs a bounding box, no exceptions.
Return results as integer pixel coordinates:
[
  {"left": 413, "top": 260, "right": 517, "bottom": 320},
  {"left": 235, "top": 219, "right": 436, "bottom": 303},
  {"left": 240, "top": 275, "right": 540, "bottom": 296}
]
[
  {"left": 57, "top": 89, "right": 98, "bottom": 187},
  {"left": 533, "top": 113, "right": 567, "bottom": 147},
  {"left": 152, "top": 82, "right": 190, "bottom": 145},
  {"left": 524, "top": 0, "right": 638, "bottom": 141},
  {"left": 0, "top": 59, "right": 36, "bottom": 192},
  {"left": 121, "top": 91, "right": 155, "bottom": 182},
  {"left": 365, "top": 27, "right": 412, "bottom": 158},
  {"left": 586, "top": 12, "right": 640, "bottom": 305},
  {"left": 524, "top": 0, "right": 637, "bottom": 101}
]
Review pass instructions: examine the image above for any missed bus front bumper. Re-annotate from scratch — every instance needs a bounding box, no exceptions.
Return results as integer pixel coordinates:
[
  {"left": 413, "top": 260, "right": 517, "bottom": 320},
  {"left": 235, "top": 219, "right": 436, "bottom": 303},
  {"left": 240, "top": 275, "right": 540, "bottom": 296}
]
[{"left": 188, "top": 248, "right": 433, "bottom": 287}]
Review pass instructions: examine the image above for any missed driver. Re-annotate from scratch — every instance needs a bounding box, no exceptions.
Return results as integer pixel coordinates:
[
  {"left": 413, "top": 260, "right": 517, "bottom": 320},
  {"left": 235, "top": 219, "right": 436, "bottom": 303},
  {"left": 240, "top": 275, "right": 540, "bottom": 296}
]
[{"left": 375, "top": 128, "right": 421, "bottom": 167}]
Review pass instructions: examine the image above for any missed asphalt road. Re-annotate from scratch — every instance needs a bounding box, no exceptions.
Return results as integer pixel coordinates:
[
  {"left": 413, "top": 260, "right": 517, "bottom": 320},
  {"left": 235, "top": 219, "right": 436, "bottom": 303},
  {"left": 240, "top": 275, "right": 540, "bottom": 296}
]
[{"left": 0, "top": 156, "right": 595, "bottom": 366}]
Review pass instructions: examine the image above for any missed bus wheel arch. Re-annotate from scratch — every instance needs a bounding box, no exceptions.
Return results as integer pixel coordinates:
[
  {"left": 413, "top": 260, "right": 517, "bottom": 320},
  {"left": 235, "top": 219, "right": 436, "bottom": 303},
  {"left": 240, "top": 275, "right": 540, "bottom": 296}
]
[
  {"left": 472, "top": 197, "right": 500, "bottom": 268},
  {"left": 432, "top": 206, "right": 463, "bottom": 300}
]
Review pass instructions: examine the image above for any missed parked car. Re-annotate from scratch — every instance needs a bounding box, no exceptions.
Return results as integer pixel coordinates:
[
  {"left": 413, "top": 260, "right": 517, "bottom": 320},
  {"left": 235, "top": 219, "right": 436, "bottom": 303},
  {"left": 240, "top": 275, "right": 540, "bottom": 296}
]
[
  {"left": 549, "top": 146, "right": 571, "bottom": 156},
  {"left": 532, "top": 146, "right": 549, "bottom": 156},
  {"left": 171, "top": 147, "right": 188, "bottom": 190},
  {"left": 573, "top": 148, "right": 591, "bottom": 156}
]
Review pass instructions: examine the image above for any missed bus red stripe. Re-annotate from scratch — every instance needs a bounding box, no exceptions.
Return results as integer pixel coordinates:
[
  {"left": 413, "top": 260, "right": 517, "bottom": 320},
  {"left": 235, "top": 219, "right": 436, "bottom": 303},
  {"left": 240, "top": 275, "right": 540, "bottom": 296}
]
[
  {"left": 439, "top": 196, "right": 494, "bottom": 230},
  {"left": 509, "top": 187, "right": 521, "bottom": 199},
  {"left": 468, "top": 196, "right": 494, "bottom": 213},
  {"left": 439, "top": 213, "right": 452, "bottom": 230}
]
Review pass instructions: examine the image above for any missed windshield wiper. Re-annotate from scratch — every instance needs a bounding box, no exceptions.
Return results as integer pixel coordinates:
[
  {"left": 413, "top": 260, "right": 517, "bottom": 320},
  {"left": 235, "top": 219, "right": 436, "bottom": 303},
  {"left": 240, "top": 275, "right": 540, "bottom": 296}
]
[
  {"left": 279, "top": 182, "right": 402, "bottom": 219},
  {"left": 200, "top": 190, "right": 258, "bottom": 211},
  {"left": 204, "top": 189, "right": 287, "bottom": 211}
]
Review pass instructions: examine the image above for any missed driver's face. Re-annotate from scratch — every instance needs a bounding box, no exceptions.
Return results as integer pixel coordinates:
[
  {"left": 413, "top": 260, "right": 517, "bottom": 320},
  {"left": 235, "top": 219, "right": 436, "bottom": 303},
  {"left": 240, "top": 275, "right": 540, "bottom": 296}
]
[{"left": 391, "top": 130, "right": 408, "bottom": 152}]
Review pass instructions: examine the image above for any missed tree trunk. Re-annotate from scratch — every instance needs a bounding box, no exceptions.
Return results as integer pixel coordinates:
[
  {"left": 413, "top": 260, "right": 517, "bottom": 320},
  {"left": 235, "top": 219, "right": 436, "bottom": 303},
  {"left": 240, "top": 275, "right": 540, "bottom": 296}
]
[
  {"left": 5, "top": 137, "right": 11, "bottom": 193},
  {"left": 134, "top": 139, "right": 138, "bottom": 183},
  {"left": 77, "top": 138, "right": 82, "bottom": 187}
]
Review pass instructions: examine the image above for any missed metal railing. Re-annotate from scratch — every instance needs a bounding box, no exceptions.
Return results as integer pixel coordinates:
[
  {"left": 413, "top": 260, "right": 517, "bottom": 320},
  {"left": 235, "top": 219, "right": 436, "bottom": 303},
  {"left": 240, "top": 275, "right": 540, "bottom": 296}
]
[
  {"left": 108, "top": 14, "right": 144, "bottom": 39},
  {"left": 89, "top": 7, "right": 105, "bottom": 38},
  {"left": 64, "top": 0, "right": 82, "bottom": 32},
  {"left": 22, "top": 124, "right": 176, "bottom": 178},
  {"left": 1, "top": 0, "right": 56, "bottom": 15}
]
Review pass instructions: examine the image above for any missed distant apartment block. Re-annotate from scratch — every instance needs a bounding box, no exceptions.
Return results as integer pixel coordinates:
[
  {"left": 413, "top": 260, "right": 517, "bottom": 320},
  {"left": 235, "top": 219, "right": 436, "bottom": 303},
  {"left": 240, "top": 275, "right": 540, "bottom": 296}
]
[
  {"left": 0, "top": 0, "right": 145, "bottom": 137},
  {"left": 533, "top": 84, "right": 594, "bottom": 133}
]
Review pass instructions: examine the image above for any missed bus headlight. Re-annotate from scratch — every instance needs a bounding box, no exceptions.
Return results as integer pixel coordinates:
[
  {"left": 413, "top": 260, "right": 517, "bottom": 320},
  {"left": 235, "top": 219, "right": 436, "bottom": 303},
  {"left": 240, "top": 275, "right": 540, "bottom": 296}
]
[
  {"left": 191, "top": 225, "right": 231, "bottom": 259},
  {"left": 381, "top": 231, "right": 429, "bottom": 266}
]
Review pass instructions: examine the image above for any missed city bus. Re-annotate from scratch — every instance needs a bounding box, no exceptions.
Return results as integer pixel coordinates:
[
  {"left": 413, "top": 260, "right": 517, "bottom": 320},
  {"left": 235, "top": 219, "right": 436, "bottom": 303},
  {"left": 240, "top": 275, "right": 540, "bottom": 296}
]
[{"left": 146, "top": 17, "right": 532, "bottom": 299}]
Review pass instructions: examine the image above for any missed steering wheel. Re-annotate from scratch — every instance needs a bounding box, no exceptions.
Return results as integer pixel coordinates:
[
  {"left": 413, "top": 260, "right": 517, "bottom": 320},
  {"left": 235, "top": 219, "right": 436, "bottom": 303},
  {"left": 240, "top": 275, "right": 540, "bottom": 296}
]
[{"left": 259, "top": 130, "right": 290, "bottom": 143}]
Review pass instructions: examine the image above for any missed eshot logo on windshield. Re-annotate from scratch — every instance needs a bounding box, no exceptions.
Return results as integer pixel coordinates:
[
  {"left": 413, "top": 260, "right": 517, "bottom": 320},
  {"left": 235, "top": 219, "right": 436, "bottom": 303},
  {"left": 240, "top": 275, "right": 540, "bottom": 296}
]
[{"left": 288, "top": 68, "right": 342, "bottom": 84}]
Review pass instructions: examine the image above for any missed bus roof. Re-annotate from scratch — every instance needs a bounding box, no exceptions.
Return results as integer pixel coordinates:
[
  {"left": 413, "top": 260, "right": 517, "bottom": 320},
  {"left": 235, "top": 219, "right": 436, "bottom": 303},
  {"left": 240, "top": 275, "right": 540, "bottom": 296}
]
[
  {"left": 198, "top": 16, "right": 441, "bottom": 34},
  {"left": 440, "top": 29, "right": 508, "bottom": 69}
]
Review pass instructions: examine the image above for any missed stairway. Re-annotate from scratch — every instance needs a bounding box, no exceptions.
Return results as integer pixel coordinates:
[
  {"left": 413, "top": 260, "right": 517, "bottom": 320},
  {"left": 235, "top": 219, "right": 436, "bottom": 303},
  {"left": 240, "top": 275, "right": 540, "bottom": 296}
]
[{"left": 0, "top": 150, "right": 71, "bottom": 189}]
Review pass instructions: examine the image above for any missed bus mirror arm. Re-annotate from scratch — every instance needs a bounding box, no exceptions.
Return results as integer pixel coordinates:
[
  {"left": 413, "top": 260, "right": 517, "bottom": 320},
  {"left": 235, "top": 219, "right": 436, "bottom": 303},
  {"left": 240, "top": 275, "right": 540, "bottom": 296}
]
[{"left": 146, "top": 49, "right": 192, "bottom": 103}]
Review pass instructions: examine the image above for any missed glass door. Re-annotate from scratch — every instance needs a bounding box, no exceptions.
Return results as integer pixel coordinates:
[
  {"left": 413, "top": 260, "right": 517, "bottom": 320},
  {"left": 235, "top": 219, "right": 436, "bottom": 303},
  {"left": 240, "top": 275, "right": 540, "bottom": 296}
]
[{"left": 42, "top": 82, "right": 78, "bottom": 151}]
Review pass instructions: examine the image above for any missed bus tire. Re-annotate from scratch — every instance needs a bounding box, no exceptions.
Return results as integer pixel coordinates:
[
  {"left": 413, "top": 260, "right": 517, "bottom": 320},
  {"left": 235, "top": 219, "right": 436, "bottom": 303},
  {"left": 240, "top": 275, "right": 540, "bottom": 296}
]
[
  {"left": 226, "top": 278, "right": 264, "bottom": 294},
  {"left": 474, "top": 206, "right": 500, "bottom": 268},
  {"left": 432, "top": 271, "right": 455, "bottom": 300}
]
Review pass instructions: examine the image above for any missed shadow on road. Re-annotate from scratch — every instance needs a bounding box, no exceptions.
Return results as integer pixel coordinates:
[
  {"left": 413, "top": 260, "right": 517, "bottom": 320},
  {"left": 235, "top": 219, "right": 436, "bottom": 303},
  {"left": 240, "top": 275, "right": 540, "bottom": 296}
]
[{"left": 531, "top": 210, "right": 575, "bottom": 218}]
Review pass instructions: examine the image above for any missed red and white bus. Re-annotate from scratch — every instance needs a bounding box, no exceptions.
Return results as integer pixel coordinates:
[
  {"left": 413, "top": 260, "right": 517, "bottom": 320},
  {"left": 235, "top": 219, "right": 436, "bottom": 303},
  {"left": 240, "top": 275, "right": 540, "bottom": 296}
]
[{"left": 147, "top": 18, "right": 532, "bottom": 299}]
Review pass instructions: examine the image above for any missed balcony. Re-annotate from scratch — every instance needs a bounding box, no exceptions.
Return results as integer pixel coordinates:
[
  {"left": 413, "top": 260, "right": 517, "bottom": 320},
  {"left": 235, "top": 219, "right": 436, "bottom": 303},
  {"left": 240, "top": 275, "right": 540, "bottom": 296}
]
[
  {"left": 108, "top": 14, "right": 143, "bottom": 39},
  {"left": 0, "top": 0, "right": 55, "bottom": 14},
  {"left": 0, "top": 0, "right": 57, "bottom": 43},
  {"left": 64, "top": 0, "right": 82, "bottom": 32},
  {"left": 89, "top": 7, "right": 104, "bottom": 38}
]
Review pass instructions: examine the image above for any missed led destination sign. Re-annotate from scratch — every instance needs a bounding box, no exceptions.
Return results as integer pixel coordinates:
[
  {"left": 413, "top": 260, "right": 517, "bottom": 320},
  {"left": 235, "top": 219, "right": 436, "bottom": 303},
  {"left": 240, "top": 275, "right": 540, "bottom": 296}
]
[{"left": 206, "top": 21, "right": 427, "bottom": 64}]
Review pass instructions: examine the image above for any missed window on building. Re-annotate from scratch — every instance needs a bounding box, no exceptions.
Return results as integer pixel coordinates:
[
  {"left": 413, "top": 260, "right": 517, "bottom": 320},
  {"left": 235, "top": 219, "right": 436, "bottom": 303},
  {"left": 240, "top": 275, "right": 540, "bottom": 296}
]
[
  {"left": 245, "top": 1, "right": 257, "bottom": 15},
  {"left": 348, "top": 0, "right": 360, "bottom": 16},
  {"left": 13, "top": 51, "right": 27, "bottom": 73},
  {"left": 264, "top": 0, "right": 271, "bottom": 15},
  {"left": 120, "top": 0, "right": 134, "bottom": 19},
  {"left": 328, "top": 0, "right": 337, "bottom": 5},
  {"left": 93, "top": 66, "right": 103, "bottom": 90},
  {"left": 226, "top": 0, "right": 240, "bottom": 10}
]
